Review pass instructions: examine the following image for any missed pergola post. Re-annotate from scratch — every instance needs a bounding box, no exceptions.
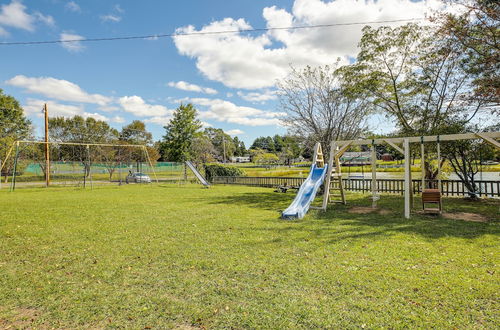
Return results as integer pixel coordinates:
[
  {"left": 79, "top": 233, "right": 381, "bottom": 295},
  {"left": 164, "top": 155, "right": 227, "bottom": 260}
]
[
  {"left": 404, "top": 138, "right": 411, "bottom": 219},
  {"left": 420, "top": 141, "right": 425, "bottom": 191},
  {"left": 371, "top": 143, "right": 377, "bottom": 208}
]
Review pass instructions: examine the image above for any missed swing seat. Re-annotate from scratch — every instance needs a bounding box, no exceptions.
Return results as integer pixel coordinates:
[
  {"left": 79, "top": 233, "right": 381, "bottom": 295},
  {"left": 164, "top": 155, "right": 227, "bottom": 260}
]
[{"left": 422, "top": 189, "right": 442, "bottom": 214}]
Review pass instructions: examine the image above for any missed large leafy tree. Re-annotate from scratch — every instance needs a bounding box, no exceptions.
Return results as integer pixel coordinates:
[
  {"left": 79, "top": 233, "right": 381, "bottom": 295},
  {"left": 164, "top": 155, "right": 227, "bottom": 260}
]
[
  {"left": 0, "top": 89, "right": 31, "bottom": 139},
  {"left": 0, "top": 90, "right": 32, "bottom": 182},
  {"left": 340, "top": 23, "right": 494, "bottom": 181},
  {"left": 120, "top": 120, "right": 153, "bottom": 145},
  {"left": 232, "top": 136, "right": 247, "bottom": 157},
  {"left": 340, "top": 23, "right": 489, "bottom": 136},
  {"left": 204, "top": 128, "right": 236, "bottom": 161},
  {"left": 49, "top": 116, "right": 119, "bottom": 176},
  {"left": 434, "top": 0, "right": 499, "bottom": 104},
  {"left": 119, "top": 120, "right": 159, "bottom": 166},
  {"left": 161, "top": 103, "right": 202, "bottom": 162}
]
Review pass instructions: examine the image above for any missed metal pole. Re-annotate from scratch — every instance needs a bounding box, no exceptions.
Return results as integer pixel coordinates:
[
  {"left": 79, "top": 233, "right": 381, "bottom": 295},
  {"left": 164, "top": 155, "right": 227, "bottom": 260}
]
[
  {"left": 87, "top": 145, "right": 93, "bottom": 190},
  {"left": 44, "top": 103, "right": 50, "bottom": 187},
  {"left": 143, "top": 146, "right": 158, "bottom": 183},
  {"left": 119, "top": 161, "right": 122, "bottom": 186}
]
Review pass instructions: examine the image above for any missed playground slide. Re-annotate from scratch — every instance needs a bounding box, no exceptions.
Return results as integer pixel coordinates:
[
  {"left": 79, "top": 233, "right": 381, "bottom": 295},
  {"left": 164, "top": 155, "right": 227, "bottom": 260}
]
[
  {"left": 185, "top": 161, "right": 210, "bottom": 187},
  {"left": 281, "top": 164, "right": 328, "bottom": 219}
]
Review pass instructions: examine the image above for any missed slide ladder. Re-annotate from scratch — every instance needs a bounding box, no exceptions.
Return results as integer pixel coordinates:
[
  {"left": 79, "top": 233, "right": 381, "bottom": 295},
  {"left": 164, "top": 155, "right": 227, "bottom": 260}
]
[
  {"left": 282, "top": 143, "right": 327, "bottom": 219},
  {"left": 328, "top": 174, "right": 346, "bottom": 204},
  {"left": 185, "top": 161, "right": 210, "bottom": 187}
]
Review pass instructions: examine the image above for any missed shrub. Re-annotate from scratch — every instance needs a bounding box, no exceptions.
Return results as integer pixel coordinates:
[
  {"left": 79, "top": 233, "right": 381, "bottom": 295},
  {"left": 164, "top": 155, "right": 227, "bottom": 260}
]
[{"left": 204, "top": 164, "right": 244, "bottom": 182}]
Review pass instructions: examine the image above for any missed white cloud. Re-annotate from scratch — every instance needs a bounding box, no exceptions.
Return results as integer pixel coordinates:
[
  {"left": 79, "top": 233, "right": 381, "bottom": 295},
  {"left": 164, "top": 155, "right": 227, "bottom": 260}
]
[
  {"left": 83, "top": 112, "right": 109, "bottom": 121},
  {"left": 173, "top": 0, "right": 451, "bottom": 89},
  {"left": 65, "top": 1, "right": 81, "bottom": 13},
  {"left": 6, "top": 75, "right": 112, "bottom": 105},
  {"left": 34, "top": 12, "right": 55, "bottom": 27},
  {"left": 111, "top": 115, "right": 126, "bottom": 123},
  {"left": 24, "top": 99, "right": 110, "bottom": 121},
  {"left": 167, "top": 81, "right": 218, "bottom": 95},
  {"left": 0, "top": 1, "right": 55, "bottom": 34},
  {"left": 237, "top": 90, "right": 277, "bottom": 103},
  {"left": 0, "top": 26, "right": 8, "bottom": 36},
  {"left": 60, "top": 32, "right": 85, "bottom": 52},
  {"left": 118, "top": 95, "right": 172, "bottom": 117},
  {"left": 188, "top": 97, "right": 284, "bottom": 126},
  {"left": 114, "top": 4, "right": 124, "bottom": 14},
  {"left": 98, "top": 105, "right": 120, "bottom": 112},
  {"left": 24, "top": 99, "right": 84, "bottom": 117},
  {"left": 100, "top": 5, "right": 124, "bottom": 23},
  {"left": 0, "top": 0, "right": 34, "bottom": 31},
  {"left": 144, "top": 116, "right": 172, "bottom": 126},
  {"left": 226, "top": 129, "right": 244, "bottom": 136},
  {"left": 100, "top": 14, "right": 121, "bottom": 23}
]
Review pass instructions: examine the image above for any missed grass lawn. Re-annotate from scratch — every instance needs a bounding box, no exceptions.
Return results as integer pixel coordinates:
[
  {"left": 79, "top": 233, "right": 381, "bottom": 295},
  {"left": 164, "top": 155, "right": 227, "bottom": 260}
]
[{"left": 0, "top": 184, "right": 499, "bottom": 328}]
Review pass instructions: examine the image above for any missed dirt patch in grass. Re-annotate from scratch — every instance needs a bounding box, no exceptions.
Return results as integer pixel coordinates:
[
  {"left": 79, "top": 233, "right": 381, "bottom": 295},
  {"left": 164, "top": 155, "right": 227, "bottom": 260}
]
[
  {"left": 0, "top": 308, "right": 44, "bottom": 329},
  {"left": 348, "top": 207, "right": 392, "bottom": 215},
  {"left": 442, "top": 212, "right": 489, "bottom": 223}
]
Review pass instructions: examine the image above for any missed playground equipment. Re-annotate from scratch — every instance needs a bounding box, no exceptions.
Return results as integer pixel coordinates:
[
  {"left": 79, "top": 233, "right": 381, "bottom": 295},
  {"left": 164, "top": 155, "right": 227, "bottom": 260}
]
[
  {"left": 282, "top": 143, "right": 328, "bottom": 219},
  {"left": 185, "top": 161, "right": 210, "bottom": 187},
  {"left": 0, "top": 140, "right": 158, "bottom": 191},
  {"left": 281, "top": 131, "right": 499, "bottom": 220},
  {"left": 328, "top": 132, "right": 500, "bottom": 219}
]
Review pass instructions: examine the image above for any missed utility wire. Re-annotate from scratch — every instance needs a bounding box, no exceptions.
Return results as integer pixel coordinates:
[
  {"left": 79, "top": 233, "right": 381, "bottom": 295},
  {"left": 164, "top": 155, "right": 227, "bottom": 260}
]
[{"left": 0, "top": 18, "right": 425, "bottom": 46}]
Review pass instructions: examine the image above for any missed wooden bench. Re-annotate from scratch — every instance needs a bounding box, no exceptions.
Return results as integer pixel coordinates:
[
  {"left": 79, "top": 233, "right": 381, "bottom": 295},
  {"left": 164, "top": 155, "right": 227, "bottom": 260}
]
[{"left": 422, "top": 189, "right": 442, "bottom": 213}]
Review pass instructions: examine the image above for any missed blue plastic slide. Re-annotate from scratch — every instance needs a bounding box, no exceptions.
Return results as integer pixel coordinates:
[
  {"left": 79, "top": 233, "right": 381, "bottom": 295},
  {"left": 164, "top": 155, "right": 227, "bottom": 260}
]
[
  {"left": 185, "top": 161, "right": 210, "bottom": 187},
  {"left": 281, "top": 164, "right": 328, "bottom": 219}
]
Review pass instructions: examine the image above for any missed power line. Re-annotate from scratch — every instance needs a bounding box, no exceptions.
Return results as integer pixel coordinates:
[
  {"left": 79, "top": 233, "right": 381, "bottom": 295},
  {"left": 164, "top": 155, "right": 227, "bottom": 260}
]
[{"left": 0, "top": 18, "right": 425, "bottom": 46}]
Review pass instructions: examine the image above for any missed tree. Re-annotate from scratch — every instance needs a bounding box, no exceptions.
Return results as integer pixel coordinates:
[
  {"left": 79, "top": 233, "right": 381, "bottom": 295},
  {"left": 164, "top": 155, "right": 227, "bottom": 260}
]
[
  {"left": 340, "top": 23, "right": 494, "bottom": 180},
  {"left": 120, "top": 120, "right": 153, "bottom": 145},
  {"left": 277, "top": 64, "right": 371, "bottom": 154},
  {"left": 119, "top": 120, "right": 159, "bottom": 167},
  {"left": 279, "top": 135, "right": 302, "bottom": 165},
  {"left": 190, "top": 134, "right": 216, "bottom": 165},
  {"left": 232, "top": 136, "right": 247, "bottom": 156},
  {"left": 433, "top": 0, "right": 499, "bottom": 104},
  {"left": 161, "top": 104, "right": 202, "bottom": 162},
  {"left": 0, "top": 90, "right": 32, "bottom": 182},
  {"left": 204, "top": 128, "right": 236, "bottom": 161},
  {"left": 253, "top": 152, "right": 279, "bottom": 166},
  {"left": 0, "top": 89, "right": 31, "bottom": 139},
  {"left": 49, "top": 116, "right": 119, "bottom": 177}
]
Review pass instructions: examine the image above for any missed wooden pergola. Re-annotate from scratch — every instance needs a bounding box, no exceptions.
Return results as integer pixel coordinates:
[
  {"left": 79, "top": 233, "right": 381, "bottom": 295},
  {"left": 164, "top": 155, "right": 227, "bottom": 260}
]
[{"left": 322, "top": 132, "right": 500, "bottom": 218}]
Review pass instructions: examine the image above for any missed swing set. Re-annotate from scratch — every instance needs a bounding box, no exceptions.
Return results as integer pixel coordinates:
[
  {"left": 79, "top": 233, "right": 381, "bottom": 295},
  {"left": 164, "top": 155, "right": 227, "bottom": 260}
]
[{"left": 322, "top": 131, "right": 500, "bottom": 219}]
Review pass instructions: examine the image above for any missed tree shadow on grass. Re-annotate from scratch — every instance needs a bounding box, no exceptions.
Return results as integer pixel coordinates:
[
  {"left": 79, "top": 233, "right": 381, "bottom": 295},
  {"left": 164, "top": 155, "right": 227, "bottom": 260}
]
[{"left": 205, "top": 191, "right": 499, "bottom": 241}]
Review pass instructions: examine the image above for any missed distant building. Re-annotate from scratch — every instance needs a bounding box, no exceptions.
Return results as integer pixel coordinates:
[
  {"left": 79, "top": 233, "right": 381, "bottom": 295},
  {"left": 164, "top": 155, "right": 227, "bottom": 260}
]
[
  {"left": 340, "top": 152, "right": 371, "bottom": 165},
  {"left": 230, "top": 156, "right": 251, "bottom": 163}
]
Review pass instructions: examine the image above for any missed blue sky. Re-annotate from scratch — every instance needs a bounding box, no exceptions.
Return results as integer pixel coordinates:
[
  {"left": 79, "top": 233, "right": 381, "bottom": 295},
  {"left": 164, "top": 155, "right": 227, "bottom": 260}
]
[{"left": 0, "top": 0, "right": 445, "bottom": 146}]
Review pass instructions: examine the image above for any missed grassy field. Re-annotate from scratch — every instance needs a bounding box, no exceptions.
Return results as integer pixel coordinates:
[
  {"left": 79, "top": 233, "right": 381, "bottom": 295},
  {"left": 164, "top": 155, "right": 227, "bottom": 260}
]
[{"left": 0, "top": 184, "right": 499, "bottom": 328}]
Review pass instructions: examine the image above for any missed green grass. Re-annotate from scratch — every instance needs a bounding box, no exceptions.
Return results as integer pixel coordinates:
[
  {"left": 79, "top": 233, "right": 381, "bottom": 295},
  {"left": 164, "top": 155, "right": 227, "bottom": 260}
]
[{"left": 0, "top": 185, "right": 499, "bottom": 328}]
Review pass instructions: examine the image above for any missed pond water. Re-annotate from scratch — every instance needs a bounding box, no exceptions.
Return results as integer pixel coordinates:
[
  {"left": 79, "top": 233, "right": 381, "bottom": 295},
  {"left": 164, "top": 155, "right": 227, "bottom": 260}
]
[{"left": 343, "top": 171, "right": 500, "bottom": 181}]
